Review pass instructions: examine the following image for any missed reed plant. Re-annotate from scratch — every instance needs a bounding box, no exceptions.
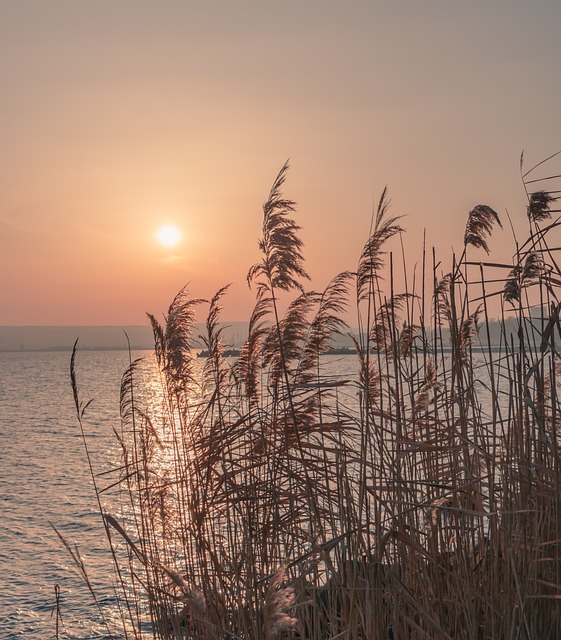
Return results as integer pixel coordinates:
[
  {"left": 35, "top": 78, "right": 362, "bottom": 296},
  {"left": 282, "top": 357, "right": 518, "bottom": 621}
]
[{"left": 67, "top": 153, "right": 561, "bottom": 639}]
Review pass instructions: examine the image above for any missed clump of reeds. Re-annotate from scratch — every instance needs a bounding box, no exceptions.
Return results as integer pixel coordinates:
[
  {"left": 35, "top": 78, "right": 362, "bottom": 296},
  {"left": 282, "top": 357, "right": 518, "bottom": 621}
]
[{"left": 66, "top": 152, "right": 561, "bottom": 639}]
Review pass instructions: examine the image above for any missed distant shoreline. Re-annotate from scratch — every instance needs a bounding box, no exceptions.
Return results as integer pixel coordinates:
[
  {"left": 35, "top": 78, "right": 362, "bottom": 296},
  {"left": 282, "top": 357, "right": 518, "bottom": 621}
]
[
  {"left": 0, "top": 318, "right": 544, "bottom": 353},
  {"left": 2, "top": 344, "right": 514, "bottom": 355}
]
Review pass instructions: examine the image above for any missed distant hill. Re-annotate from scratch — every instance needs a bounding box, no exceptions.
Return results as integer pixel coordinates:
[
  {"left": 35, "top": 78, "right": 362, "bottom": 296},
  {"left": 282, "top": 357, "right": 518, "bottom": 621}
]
[
  {"left": 0, "top": 323, "right": 251, "bottom": 352},
  {"left": 0, "top": 315, "right": 552, "bottom": 353},
  {"left": 0, "top": 326, "right": 155, "bottom": 351}
]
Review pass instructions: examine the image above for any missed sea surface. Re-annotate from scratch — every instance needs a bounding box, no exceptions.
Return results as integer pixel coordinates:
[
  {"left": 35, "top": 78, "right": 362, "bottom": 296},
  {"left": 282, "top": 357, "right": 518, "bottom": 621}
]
[
  {"left": 0, "top": 350, "right": 147, "bottom": 639},
  {"left": 0, "top": 349, "right": 361, "bottom": 639}
]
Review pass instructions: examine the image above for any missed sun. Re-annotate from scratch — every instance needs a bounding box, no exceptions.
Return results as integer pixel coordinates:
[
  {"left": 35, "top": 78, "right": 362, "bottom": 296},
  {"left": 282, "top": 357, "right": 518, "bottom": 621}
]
[{"left": 157, "top": 225, "right": 182, "bottom": 247}]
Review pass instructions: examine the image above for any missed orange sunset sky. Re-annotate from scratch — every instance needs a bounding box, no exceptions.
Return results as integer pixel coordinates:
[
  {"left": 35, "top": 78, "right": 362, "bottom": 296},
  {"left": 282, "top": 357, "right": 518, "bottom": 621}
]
[{"left": 1, "top": 1, "right": 561, "bottom": 326}]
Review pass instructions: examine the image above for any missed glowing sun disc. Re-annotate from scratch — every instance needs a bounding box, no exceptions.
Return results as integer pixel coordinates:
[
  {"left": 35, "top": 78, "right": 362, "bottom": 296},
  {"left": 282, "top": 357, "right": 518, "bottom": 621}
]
[{"left": 157, "top": 225, "right": 181, "bottom": 247}]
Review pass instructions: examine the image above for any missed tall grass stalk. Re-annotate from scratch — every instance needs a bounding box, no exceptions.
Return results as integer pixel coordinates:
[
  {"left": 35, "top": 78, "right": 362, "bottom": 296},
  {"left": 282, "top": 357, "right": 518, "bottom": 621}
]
[{"left": 68, "top": 155, "right": 561, "bottom": 639}]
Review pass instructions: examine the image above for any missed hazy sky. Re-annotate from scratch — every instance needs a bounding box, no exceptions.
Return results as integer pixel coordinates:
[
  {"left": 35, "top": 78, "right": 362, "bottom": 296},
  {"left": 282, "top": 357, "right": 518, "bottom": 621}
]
[{"left": 2, "top": 1, "right": 561, "bottom": 325}]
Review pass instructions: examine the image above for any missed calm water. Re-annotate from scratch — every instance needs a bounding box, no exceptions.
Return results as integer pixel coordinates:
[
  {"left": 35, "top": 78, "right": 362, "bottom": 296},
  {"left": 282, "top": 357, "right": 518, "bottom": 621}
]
[
  {"left": 0, "top": 350, "right": 360, "bottom": 639},
  {"left": 0, "top": 349, "right": 146, "bottom": 639}
]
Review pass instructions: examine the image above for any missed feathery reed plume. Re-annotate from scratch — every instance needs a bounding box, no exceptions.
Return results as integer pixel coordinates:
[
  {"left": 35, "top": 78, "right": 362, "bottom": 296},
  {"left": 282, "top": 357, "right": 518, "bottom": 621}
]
[
  {"left": 370, "top": 293, "right": 413, "bottom": 354},
  {"left": 414, "top": 358, "right": 441, "bottom": 414},
  {"left": 523, "top": 249, "right": 546, "bottom": 280},
  {"left": 357, "top": 188, "right": 403, "bottom": 301},
  {"left": 262, "top": 291, "right": 317, "bottom": 386},
  {"left": 202, "top": 285, "right": 231, "bottom": 358},
  {"left": 164, "top": 286, "right": 205, "bottom": 383},
  {"left": 503, "top": 267, "right": 522, "bottom": 305},
  {"left": 434, "top": 272, "right": 453, "bottom": 325},
  {"left": 232, "top": 296, "right": 272, "bottom": 400},
  {"left": 247, "top": 160, "right": 309, "bottom": 296},
  {"left": 527, "top": 190, "right": 558, "bottom": 222},
  {"left": 459, "top": 305, "right": 482, "bottom": 362},
  {"left": 147, "top": 313, "right": 166, "bottom": 369},
  {"left": 298, "top": 272, "right": 352, "bottom": 378},
  {"left": 263, "top": 565, "right": 297, "bottom": 639},
  {"left": 351, "top": 334, "right": 380, "bottom": 406},
  {"left": 464, "top": 204, "right": 502, "bottom": 254},
  {"left": 201, "top": 284, "right": 231, "bottom": 390},
  {"left": 119, "top": 357, "right": 144, "bottom": 428},
  {"left": 503, "top": 251, "right": 545, "bottom": 305},
  {"left": 148, "top": 285, "right": 205, "bottom": 396},
  {"left": 398, "top": 321, "right": 418, "bottom": 359},
  {"left": 160, "top": 565, "right": 206, "bottom": 627}
]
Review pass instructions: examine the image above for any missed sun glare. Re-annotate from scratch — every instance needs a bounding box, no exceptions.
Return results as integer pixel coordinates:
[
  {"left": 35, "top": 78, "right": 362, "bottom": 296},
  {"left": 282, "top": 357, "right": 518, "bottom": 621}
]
[{"left": 157, "top": 225, "right": 181, "bottom": 247}]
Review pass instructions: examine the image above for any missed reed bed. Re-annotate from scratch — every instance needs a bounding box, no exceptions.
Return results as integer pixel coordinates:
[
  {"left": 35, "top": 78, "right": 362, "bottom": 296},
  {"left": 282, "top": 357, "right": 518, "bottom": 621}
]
[{"left": 67, "top": 154, "right": 561, "bottom": 639}]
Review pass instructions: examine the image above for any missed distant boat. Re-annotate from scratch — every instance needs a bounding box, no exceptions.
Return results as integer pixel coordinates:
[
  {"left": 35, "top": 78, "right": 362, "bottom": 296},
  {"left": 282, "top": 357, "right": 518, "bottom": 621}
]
[
  {"left": 323, "top": 346, "right": 357, "bottom": 355},
  {"left": 197, "top": 348, "right": 240, "bottom": 358}
]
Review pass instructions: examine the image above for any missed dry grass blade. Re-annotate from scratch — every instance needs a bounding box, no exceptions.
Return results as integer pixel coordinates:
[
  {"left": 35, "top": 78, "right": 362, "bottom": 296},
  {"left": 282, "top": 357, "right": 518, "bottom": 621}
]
[
  {"left": 51, "top": 524, "right": 115, "bottom": 639},
  {"left": 102, "top": 514, "right": 148, "bottom": 566},
  {"left": 521, "top": 149, "right": 561, "bottom": 180}
]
